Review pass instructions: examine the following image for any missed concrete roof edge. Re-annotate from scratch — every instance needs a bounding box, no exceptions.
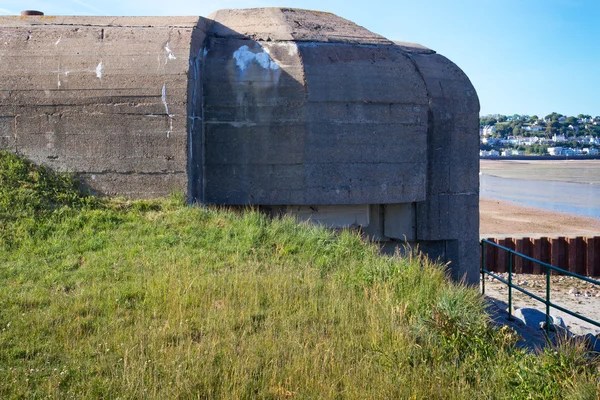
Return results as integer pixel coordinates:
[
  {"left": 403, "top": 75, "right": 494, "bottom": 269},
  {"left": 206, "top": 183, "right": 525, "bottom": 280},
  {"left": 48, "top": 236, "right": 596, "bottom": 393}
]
[
  {"left": 392, "top": 40, "right": 436, "bottom": 54},
  {"left": 205, "top": 7, "right": 392, "bottom": 45},
  {"left": 0, "top": 16, "right": 203, "bottom": 28}
]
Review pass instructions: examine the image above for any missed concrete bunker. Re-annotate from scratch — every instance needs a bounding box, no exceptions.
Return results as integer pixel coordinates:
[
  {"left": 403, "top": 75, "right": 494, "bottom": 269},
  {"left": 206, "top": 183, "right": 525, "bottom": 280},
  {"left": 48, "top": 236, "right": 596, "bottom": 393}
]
[{"left": 0, "top": 8, "right": 480, "bottom": 282}]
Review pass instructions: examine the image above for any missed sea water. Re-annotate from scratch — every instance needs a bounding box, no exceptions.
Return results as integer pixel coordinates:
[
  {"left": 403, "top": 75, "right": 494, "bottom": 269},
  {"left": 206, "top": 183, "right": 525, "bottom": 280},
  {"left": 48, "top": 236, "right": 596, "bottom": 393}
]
[{"left": 480, "top": 174, "right": 600, "bottom": 220}]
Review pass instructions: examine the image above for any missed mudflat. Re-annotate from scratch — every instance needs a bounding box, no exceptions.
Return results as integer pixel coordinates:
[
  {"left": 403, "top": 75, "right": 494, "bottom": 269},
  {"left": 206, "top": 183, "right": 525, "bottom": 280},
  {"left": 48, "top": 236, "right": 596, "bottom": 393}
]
[
  {"left": 479, "top": 160, "right": 600, "bottom": 338},
  {"left": 480, "top": 197, "right": 600, "bottom": 237},
  {"left": 480, "top": 159, "right": 600, "bottom": 235},
  {"left": 480, "top": 159, "right": 600, "bottom": 185}
]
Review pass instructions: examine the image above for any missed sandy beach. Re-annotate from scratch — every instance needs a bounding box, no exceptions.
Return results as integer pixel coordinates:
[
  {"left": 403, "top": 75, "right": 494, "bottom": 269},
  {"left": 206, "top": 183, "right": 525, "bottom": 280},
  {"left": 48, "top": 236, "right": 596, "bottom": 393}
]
[
  {"left": 479, "top": 197, "right": 600, "bottom": 337},
  {"left": 480, "top": 159, "right": 600, "bottom": 185},
  {"left": 479, "top": 160, "right": 600, "bottom": 336},
  {"left": 480, "top": 159, "right": 600, "bottom": 236},
  {"left": 480, "top": 197, "right": 600, "bottom": 237}
]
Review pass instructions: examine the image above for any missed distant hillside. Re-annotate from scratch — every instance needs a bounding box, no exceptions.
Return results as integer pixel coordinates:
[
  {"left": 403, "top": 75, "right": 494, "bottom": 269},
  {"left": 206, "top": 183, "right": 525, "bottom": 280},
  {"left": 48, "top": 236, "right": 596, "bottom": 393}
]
[
  {"left": 480, "top": 114, "right": 599, "bottom": 156},
  {"left": 480, "top": 113, "right": 600, "bottom": 137}
]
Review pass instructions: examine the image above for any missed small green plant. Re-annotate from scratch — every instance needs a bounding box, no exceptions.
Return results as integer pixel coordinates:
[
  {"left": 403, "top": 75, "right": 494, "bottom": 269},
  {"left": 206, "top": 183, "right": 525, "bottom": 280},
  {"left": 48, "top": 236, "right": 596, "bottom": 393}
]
[{"left": 0, "top": 151, "right": 96, "bottom": 214}]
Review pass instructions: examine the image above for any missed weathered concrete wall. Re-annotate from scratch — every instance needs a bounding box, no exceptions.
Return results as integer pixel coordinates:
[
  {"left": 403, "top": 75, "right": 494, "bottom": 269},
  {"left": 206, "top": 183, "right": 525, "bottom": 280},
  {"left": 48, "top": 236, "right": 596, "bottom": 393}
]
[
  {"left": 0, "top": 9, "right": 480, "bottom": 282},
  {"left": 195, "top": 8, "right": 480, "bottom": 282},
  {"left": 0, "top": 16, "right": 201, "bottom": 197},
  {"left": 412, "top": 52, "right": 480, "bottom": 282},
  {"left": 197, "top": 9, "right": 428, "bottom": 205}
]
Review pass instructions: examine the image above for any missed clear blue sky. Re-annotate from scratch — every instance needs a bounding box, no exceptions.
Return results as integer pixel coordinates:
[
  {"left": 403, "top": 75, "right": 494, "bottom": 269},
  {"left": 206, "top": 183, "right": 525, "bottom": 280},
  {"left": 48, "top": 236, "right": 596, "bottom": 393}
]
[{"left": 2, "top": 0, "right": 599, "bottom": 117}]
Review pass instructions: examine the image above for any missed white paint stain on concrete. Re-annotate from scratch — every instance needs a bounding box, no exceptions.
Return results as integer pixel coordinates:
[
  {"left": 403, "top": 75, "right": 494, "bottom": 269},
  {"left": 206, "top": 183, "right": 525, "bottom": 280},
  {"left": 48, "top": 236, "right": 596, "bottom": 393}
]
[
  {"left": 95, "top": 61, "right": 103, "bottom": 78},
  {"left": 54, "top": 62, "right": 106, "bottom": 82},
  {"left": 164, "top": 42, "right": 176, "bottom": 62},
  {"left": 161, "top": 83, "right": 174, "bottom": 138},
  {"left": 281, "top": 41, "right": 298, "bottom": 56},
  {"left": 254, "top": 52, "right": 277, "bottom": 70},
  {"left": 162, "top": 83, "right": 169, "bottom": 115},
  {"left": 167, "top": 117, "right": 173, "bottom": 139},
  {"left": 233, "top": 45, "right": 280, "bottom": 72},
  {"left": 233, "top": 45, "right": 255, "bottom": 71},
  {"left": 56, "top": 61, "right": 62, "bottom": 88}
]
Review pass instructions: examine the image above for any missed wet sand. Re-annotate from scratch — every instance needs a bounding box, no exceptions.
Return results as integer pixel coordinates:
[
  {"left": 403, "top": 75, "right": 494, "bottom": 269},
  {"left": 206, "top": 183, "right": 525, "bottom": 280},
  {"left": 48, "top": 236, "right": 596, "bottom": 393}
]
[
  {"left": 480, "top": 159, "right": 600, "bottom": 185},
  {"left": 480, "top": 159, "right": 600, "bottom": 219},
  {"left": 479, "top": 160, "right": 600, "bottom": 340},
  {"left": 480, "top": 197, "right": 600, "bottom": 237},
  {"left": 480, "top": 197, "right": 600, "bottom": 338},
  {"left": 480, "top": 159, "right": 600, "bottom": 235}
]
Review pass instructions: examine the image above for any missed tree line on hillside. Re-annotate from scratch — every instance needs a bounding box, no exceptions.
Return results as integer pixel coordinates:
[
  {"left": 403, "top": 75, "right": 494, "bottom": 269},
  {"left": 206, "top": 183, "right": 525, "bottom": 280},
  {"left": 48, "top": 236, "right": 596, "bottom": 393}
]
[
  {"left": 479, "top": 113, "right": 600, "bottom": 156},
  {"left": 480, "top": 113, "right": 600, "bottom": 138}
]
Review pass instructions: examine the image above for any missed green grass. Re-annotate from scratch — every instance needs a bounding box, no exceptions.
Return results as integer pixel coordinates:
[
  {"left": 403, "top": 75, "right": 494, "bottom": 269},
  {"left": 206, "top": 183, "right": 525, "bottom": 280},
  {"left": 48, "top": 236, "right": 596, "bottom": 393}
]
[{"left": 1, "top": 150, "right": 599, "bottom": 399}]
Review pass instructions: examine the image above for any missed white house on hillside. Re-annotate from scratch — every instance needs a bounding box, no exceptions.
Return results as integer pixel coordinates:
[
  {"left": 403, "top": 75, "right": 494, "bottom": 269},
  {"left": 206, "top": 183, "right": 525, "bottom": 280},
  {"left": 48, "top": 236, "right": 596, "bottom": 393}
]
[
  {"left": 552, "top": 134, "right": 566, "bottom": 142},
  {"left": 480, "top": 125, "right": 496, "bottom": 136},
  {"left": 481, "top": 137, "right": 499, "bottom": 145},
  {"left": 523, "top": 125, "right": 543, "bottom": 132},
  {"left": 480, "top": 150, "right": 500, "bottom": 157}
]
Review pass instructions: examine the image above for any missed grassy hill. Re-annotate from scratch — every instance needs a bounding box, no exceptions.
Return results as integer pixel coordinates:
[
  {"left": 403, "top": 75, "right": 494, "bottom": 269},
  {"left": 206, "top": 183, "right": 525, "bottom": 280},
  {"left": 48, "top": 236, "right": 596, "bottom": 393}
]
[{"left": 0, "top": 151, "right": 598, "bottom": 398}]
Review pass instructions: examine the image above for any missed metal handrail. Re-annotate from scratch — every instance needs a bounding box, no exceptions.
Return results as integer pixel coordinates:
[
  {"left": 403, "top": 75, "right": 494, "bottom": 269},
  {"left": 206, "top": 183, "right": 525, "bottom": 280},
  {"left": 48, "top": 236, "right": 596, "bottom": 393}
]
[{"left": 480, "top": 238, "right": 600, "bottom": 336}]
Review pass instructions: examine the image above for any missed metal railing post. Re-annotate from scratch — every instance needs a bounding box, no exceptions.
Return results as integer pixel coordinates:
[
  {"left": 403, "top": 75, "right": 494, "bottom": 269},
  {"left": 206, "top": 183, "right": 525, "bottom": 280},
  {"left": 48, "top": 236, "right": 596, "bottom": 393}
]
[
  {"left": 546, "top": 264, "right": 551, "bottom": 336},
  {"left": 481, "top": 241, "right": 486, "bottom": 295},
  {"left": 508, "top": 251, "right": 514, "bottom": 321},
  {"left": 479, "top": 238, "right": 600, "bottom": 332}
]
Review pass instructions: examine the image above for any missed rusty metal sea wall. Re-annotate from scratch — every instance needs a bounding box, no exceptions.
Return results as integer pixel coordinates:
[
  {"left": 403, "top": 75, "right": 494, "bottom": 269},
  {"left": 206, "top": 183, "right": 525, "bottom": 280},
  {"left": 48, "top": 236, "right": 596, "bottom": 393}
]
[{"left": 482, "top": 236, "right": 600, "bottom": 277}]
